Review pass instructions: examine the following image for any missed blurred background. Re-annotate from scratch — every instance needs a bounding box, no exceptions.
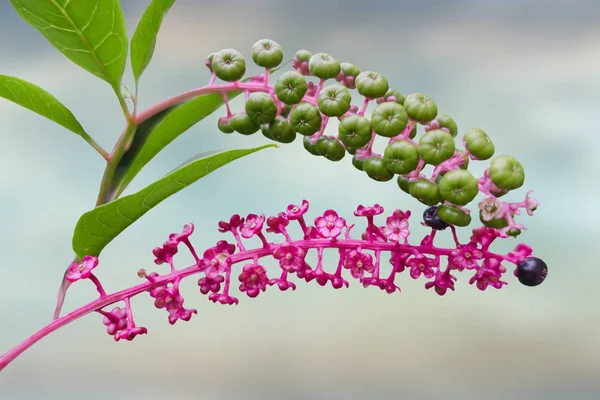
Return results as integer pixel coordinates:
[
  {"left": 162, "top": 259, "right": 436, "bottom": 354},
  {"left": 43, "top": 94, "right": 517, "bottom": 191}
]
[{"left": 0, "top": 0, "right": 598, "bottom": 399}]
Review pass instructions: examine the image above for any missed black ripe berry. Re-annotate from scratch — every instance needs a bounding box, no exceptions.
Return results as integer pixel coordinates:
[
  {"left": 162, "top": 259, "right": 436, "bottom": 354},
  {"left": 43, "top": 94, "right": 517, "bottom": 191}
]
[
  {"left": 423, "top": 205, "right": 449, "bottom": 230},
  {"left": 516, "top": 257, "right": 548, "bottom": 287}
]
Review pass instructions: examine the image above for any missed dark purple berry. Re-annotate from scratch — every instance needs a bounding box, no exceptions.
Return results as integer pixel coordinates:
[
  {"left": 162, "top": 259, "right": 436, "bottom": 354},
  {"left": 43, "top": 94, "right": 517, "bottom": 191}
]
[
  {"left": 423, "top": 205, "right": 449, "bottom": 230},
  {"left": 516, "top": 257, "right": 548, "bottom": 287}
]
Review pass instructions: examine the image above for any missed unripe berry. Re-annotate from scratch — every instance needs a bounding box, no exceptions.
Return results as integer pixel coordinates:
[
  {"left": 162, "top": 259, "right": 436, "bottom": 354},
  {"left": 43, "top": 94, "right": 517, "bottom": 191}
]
[
  {"left": 245, "top": 92, "right": 277, "bottom": 125},
  {"left": 409, "top": 179, "right": 442, "bottom": 205},
  {"left": 437, "top": 204, "right": 472, "bottom": 227},
  {"left": 438, "top": 169, "right": 479, "bottom": 206},
  {"left": 309, "top": 53, "right": 341, "bottom": 80},
  {"left": 433, "top": 113, "right": 458, "bottom": 137},
  {"left": 303, "top": 136, "right": 320, "bottom": 155},
  {"left": 261, "top": 118, "right": 296, "bottom": 144},
  {"left": 363, "top": 156, "right": 394, "bottom": 182},
  {"left": 383, "top": 140, "right": 419, "bottom": 174},
  {"left": 338, "top": 115, "right": 372, "bottom": 149},
  {"left": 315, "top": 136, "right": 345, "bottom": 161},
  {"left": 317, "top": 84, "right": 352, "bottom": 117},
  {"left": 212, "top": 49, "right": 246, "bottom": 82},
  {"left": 418, "top": 129, "right": 456, "bottom": 165},
  {"left": 423, "top": 205, "right": 449, "bottom": 230},
  {"left": 378, "top": 88, "right": 405, "bottom": 105},
  {"left": 489, "top": 155, "right": 525, "bottom": 190},
  {"left": 355, "top": 71, "right": 389, "bottom": 99},
  {"left": 274, "top": 71, "right": 308, "bottom": 105},
  {"left": 371, "top": 102, "right": 408, "bottom": 138},
  {"left": 336, "top": 62, "right": 360, "bottom": 89},
  {"left": 290, "top": 102, "right": 322, "bottom": 136},
  {"left": 464, "top": 128, "right": 495, "bottom": 160},
  {"left": 251, "top": 39, "right": 284, "bottom": 69},
  {"left": 403, "top": 93, "right": 438, "bottom": 123},
  {"left": 217, "top": 116, "right": 234, "bottom": 134},
  {"left": 229, "top": 113, "right": 260, "bottom": 135}
]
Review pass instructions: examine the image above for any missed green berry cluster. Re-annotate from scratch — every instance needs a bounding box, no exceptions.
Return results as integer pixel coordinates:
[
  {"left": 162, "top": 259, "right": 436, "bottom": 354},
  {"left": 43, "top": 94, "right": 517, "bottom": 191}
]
[{"left": 206, "top": 39, "right": 528, "bottom": 229}]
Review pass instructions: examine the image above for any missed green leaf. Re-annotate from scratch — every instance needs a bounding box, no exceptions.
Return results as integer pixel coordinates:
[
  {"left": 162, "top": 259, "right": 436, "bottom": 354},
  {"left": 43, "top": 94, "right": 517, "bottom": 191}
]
[
  {"left": 9, "top": 0, "right": 128, "bottom": 90},
  {"left": 130, "top": 0, "right": 176, "bottom": 84},
  {"left": 72, "top": 144, "right": 276, "bottom": 258},
  {"left": 110, "top": 90, "right": 243, "bottom": 198},
  {"left": 0, "top": 74, "right": 95, "bottom": 145}
]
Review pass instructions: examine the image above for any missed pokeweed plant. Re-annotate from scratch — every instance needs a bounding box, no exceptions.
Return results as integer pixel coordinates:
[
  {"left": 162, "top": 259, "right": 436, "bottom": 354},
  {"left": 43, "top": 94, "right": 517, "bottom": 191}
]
[{"left": 0, "top": 0, "right": 548, "bottom": 372}]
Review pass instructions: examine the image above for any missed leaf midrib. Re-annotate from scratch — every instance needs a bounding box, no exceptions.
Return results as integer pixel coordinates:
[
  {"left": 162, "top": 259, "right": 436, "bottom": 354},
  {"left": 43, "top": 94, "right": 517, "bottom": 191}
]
[{"left": 49, "top": 0, "right": 119, "bottom": 89}]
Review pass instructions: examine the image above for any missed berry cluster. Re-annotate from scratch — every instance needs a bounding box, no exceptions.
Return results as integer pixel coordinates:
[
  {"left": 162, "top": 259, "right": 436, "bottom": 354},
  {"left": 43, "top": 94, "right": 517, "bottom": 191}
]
[
  {"left": 66, "top": 200, "right": 546, "bottom": 342},
  {"left": 198, "top": 39, "right": 535, "bottom": 234}
]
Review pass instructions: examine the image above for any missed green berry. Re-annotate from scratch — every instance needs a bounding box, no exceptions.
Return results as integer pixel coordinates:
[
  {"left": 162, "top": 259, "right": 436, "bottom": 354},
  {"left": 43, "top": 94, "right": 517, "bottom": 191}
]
[
  {"left": 217, "top": 117, "right": 234, "bottom": 134},
  {"left": 295, "top": 50, "right": 312, "bottom": 63},
  {"left": 352, "top": 155, "right": 365, "bottom": 171},
  {"left": 308, "top": 53, "right": 341, "bottom": 80},
  {"left": 317, "top": 84, "right": 352, "bottom": 117},
  {"left": 480, "top": 211, "right": 509, "bottom": 229},
  {"left": 418, "top": 129, "right": 456, "bottom": 165},
  {"left": 290, "top": 103, "right": 322, "bottom": 136},
  {"left": 489, "top": 155, "right": 525, "bottom": 190},
  {"left": 433, "top": 113, "right": 458, "bottom": 137},
  {"left": 340, "top": 62, "right": 360, "bottom": 77},
  {"left": 437, "top": 204, "right": 472, "bottom": 227},
  {"left": 397, "top": 175, "right": 411, "bottom": 194},
  {"left": 463, "top": 128, "right": 495, "bottom": 160},
  {"left": 229, "top": 113, "right": 260, "bottom": 135},
  {"left": 381, "top": 88, "right": 405, "bottom": 105},
  {"left": 409, "top": 179, "right": 442, "bottom": 205},
  {"left": 383, "top": 140, "right": 419, "bottom": 174},
  {"left": 274, "top": 71, "right": 308, "bottom": 105},
  {"left": 355, "top": 71, "right": 389, "bottom": 99},
  {"left": 251, "top": 39, "right": 283, "bottom": 69},
  {"left": 403, "top": 93, "right": 438, "bottom": 123},
  {"left": 408, "top": 123, "right": 417, "bottom": 139},
  {"left": 346, "top": 147, "right": 357, "bottom": 155},
  {"left": 303, "top": 136, "right": 320, "bottom": 155},
  {"left": 261, "top": 118, "right": 296, "bottom": 144},
  {"left": 315, "top": 136, "right": 345, "bottom": 161},
  {"left": 363, "top": 156, "right": 394, "bottom": 182},
  {"left": 245, "top": 92, "right": 277, "bottom": 125},
  {"left": 338, "top": 115, "right": 372, "bottom": 149},
  {"left": 205, "top": 52, "right": 217, "bottom": 71},
  {"left": 371, "top": 102, "right": 409, "bottom": 138},
  {"left": 508, "top": 228, "right": 522, "bottom": 238},
  {"left": 212, "top": 49, "right": 246, "bottom": 82},
  {"left": 438, "top": 169, "right": 479, "bottom": 206}
]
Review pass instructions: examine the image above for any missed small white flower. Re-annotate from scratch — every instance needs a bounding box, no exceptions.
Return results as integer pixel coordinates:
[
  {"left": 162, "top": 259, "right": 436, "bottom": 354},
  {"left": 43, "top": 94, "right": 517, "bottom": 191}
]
[
  {"left": 524, "top": 190, "right": 540, "bottom": 216},
  {"left": 478, "top": 196, "right": 505, "bottom": 221}
]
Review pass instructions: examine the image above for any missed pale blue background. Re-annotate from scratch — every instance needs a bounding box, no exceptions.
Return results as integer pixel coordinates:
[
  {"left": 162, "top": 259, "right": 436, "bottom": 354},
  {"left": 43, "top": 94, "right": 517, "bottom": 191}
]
[{"left": 0, "top": 0, "right": 598, "bottom": 399}]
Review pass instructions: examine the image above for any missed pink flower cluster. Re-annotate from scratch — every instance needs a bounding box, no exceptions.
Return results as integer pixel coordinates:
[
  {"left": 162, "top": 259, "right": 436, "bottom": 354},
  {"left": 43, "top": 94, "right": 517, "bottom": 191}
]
[{"left": 85, "top": 199, "right": 538, "bottom": 342}]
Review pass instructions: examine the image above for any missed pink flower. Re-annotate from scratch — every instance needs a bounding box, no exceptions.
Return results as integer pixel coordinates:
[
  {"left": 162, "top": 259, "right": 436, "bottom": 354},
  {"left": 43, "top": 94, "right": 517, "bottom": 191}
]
[
  {"left": 469, "top": 268, "right": 507, "bottom": 291},
  {"left": 407, "top": 255, "right": 436, "bottom": 279},
  {"left": 114, "top": 326, "right": 148, "bottom": 342},
  {"left": 315, "top": 210, "right": 346, "bottom": 239},
  {"left": 238, "top": 263, "right": 269, "bottom": 298},
  {"left": 208, "top": 293, "right": 239, "bottom": 305},
  {"left": 266, "top": 213, "right": 289, "bottom": 234},
  {"left": 507, "top": 243, "right": 533, "bottom": 264},
  {"left": 198, "top": 274, "right": 225, "bottom": 294},
  {"left": 269, "top": 277, "right": 297, "bottom": 291},
  {"left": 168, "top": 308, "right": 197, "bottom": 325},
  {"left": 102, "top": 307, "right": 128, "bottom": 336},
  {"left": 449, "top": 243, "right": 484, "bottom": 271},
  {"left": 354, "top": 204, "right": 384, "bottom": 217},
  {"left": 273, "top": 244, "right": 305, "bottom": 272},
  {"left": 218, "top": 214, "right": 245, "bottom": 233},
  {"left": 425, "top": 271, "right": 457, "bottom": 296},
  {"left": 66, "top": 256, "right": 99, "bottom": 282},
  {"left": 469, "top": 226, "right": 500, "bottom": 248},
  {"left": 240, "top": 214, "right": 265, "bottom": 238},
  {"left": 167, "top": 223, "right": 194, "bottom": 245},
  {"left": 360, "top": 277, "right": 386, "bottom": 290},
  {"left": 200, "top": 240, "right": 236, "bottom": 277},
  {"left": 380, "top": 215, "right": 410, "bottom": 243},
  {"left": 286, "top": 200, "right": 309, "bottom": 220},
  {"left": 150, "top": 286, "right": 183, "bottom": 312},
  {"left": 152, "top": 242, "right": 178, "bottom": 265},
  {"left": 524, "top": 190, "right": 540, "bottom": 216},
  {"left": 296, "top": 262, "right": 315, "bottom": 282},
  {"left": 343, "top": 249, "right": 374, "bottom": 278}
]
